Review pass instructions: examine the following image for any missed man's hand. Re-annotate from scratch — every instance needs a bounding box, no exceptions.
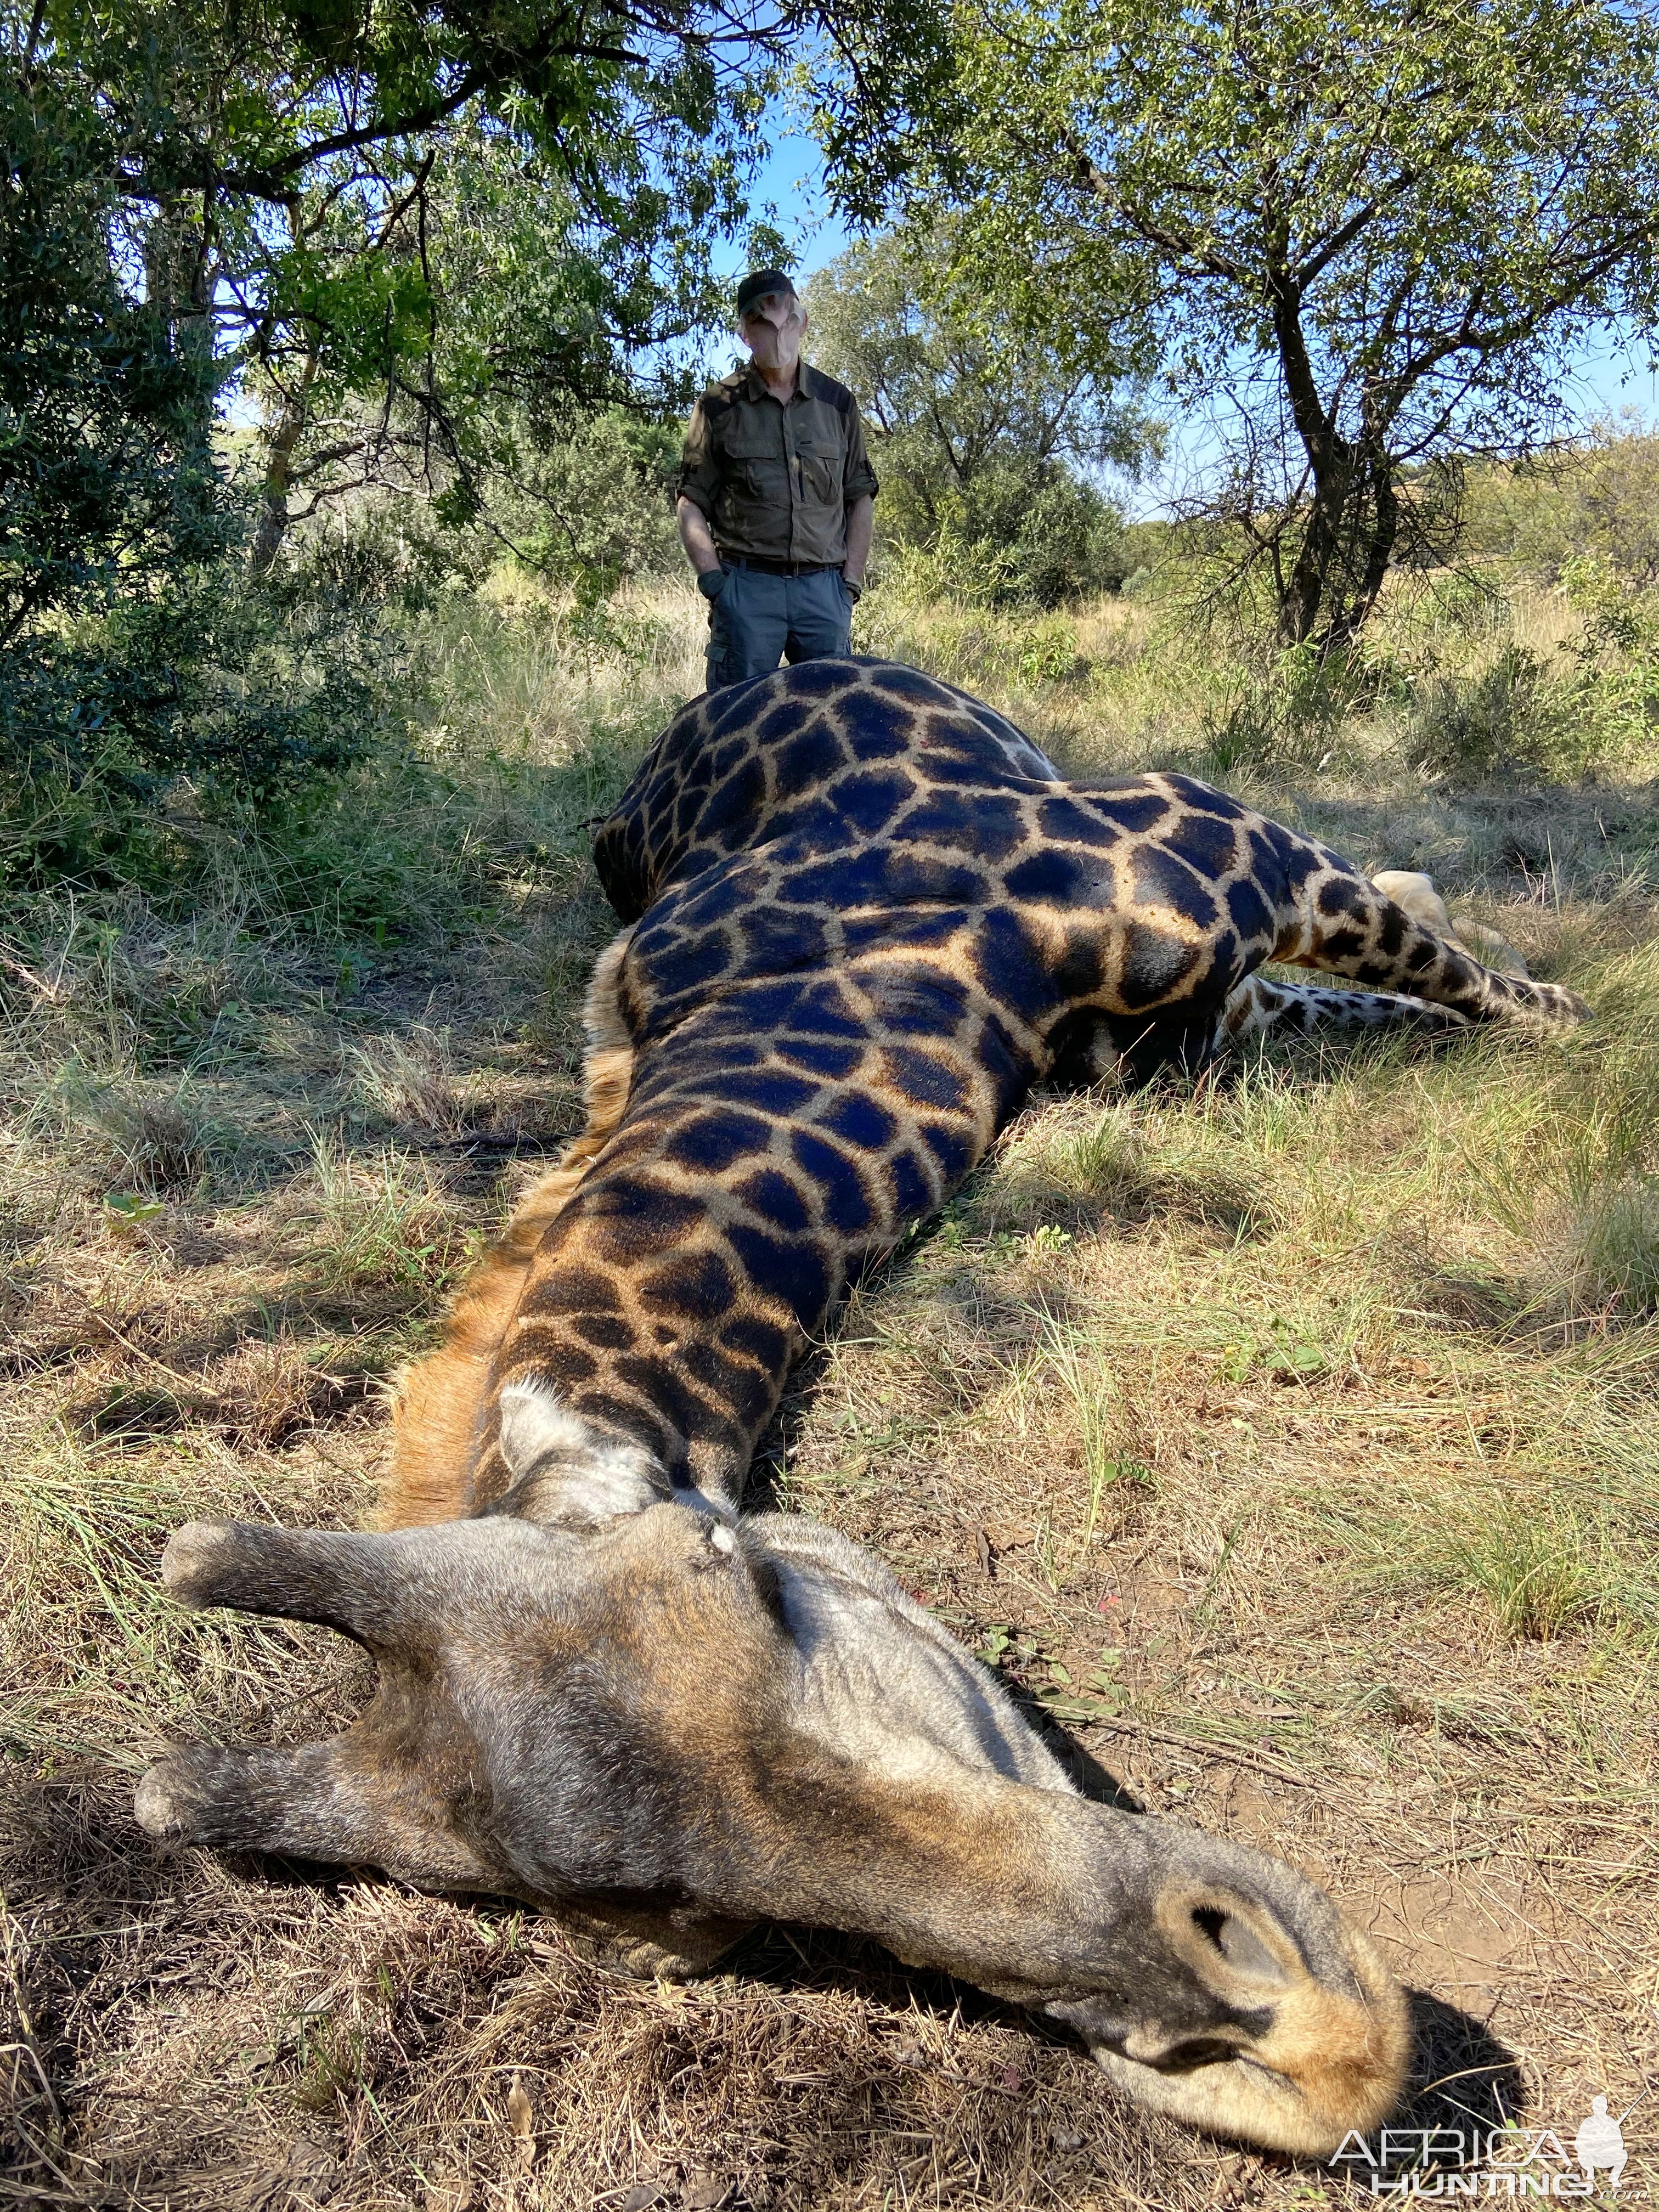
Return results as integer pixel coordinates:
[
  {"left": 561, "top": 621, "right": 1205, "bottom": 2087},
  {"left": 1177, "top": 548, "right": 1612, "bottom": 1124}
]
[{"left": 676, "top": 495, "right": 723, "bottom": 580}]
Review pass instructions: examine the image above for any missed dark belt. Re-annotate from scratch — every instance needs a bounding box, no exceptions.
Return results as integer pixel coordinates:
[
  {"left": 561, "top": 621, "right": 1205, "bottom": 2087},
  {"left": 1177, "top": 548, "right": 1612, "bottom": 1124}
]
[{"left": 723, "top": 554, "right": 837, "bottom": 577}]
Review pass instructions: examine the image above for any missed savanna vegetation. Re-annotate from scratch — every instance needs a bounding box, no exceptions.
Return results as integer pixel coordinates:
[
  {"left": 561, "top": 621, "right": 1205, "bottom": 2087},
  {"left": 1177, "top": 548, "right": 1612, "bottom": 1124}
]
[{"left": 4, "top": 0, "right": 1659, "bottom": 2205}]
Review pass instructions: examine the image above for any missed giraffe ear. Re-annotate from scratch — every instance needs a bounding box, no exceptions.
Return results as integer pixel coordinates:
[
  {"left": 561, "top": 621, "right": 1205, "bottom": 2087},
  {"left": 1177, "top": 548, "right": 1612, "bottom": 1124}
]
[
  {"left": 161, "top": 1522, "right": 431, "bottom": 1652},
  {"left": 133, "top": 1737, "right": 492, "bottom": 1888}
]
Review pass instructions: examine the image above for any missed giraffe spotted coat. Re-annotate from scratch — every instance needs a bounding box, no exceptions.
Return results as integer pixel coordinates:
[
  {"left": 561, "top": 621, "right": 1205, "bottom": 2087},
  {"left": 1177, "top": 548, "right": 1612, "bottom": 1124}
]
[{"left": 388, "top": 657, "right": 1586, "bottom": 1526}]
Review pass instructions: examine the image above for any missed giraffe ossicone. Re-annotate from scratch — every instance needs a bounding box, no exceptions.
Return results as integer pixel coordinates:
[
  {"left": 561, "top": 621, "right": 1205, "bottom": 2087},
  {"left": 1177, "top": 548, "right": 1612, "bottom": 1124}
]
[{"left": 140, "top": 660, "right": 1588, "bottom": 2154}]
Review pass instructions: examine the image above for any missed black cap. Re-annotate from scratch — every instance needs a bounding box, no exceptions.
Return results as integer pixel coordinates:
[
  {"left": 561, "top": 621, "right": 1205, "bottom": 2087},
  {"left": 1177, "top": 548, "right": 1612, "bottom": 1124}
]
[{"left": 736, "top": 268, "right": 797, "bottom": 318}]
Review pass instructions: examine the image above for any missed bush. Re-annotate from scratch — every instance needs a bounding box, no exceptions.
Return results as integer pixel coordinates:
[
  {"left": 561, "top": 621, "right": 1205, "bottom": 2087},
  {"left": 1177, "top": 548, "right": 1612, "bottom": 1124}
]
[
  {"left": 0, "top": 573, "right": 409, "bottom": 885},
  {"left": 1404, "top": 562, "right": 1659, "bottom": 785}
]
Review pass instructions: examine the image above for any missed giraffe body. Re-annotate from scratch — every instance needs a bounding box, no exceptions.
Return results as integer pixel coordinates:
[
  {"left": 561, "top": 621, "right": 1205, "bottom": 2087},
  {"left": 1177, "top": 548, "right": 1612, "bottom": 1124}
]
[
  {"left": 138, "top": 661, "right": 1588, "bottom": 2155},
  {"left": 390, "top": 658, "right": 1584, "bottom": 1526}
]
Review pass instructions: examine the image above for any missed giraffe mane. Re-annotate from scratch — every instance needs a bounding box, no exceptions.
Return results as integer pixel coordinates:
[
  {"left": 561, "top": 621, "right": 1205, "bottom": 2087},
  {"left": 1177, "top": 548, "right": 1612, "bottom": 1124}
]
[{"left": 379, "top": 924, "right": 637, "bottom": 1528}]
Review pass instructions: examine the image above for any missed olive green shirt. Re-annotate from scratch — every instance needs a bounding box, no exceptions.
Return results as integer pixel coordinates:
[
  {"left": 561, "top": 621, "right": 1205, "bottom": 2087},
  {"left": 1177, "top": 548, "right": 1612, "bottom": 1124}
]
[{"left": 676, "top": 362, "right": 879, "bottom": 566}]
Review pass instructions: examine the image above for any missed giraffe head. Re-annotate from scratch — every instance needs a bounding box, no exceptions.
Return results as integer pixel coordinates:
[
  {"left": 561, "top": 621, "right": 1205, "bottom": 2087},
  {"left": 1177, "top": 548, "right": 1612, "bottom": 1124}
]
[{"left": 137, "top": 1504, "right": 1408, "bottom": 2155}]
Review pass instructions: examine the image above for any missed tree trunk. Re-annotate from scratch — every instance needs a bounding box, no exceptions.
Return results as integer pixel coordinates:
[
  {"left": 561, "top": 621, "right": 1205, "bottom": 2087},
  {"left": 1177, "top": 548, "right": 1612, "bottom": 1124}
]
[
  {"left": 1343, "top": 441, "right": 1400, "bottom": 638},
  {"left": 248, "top": 342, "right": 321, "bottom": 579},
  {"left": 1270, "top": 283, "right": 1340, "bottom": 647},
  {"left": 1275, "top": 445, "right": 1353, "bottom": 648}
]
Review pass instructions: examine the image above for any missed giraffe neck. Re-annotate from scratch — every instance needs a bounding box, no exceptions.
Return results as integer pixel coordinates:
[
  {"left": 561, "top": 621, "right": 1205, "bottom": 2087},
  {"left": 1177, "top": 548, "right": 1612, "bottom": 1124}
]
[{"left": 461, "top": 941, "right": 1037, "bottom": 1520}]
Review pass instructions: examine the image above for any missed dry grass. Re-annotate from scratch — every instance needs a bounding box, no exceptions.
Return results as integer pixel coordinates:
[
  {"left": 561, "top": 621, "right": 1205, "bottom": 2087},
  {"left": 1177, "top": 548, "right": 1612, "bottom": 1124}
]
[{"left": 3, "top": 571, "right": 1658, "bottom": 2210}]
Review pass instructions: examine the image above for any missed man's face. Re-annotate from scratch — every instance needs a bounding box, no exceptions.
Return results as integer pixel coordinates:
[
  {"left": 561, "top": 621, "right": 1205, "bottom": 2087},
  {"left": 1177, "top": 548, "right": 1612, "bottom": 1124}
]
[{"left": 741, "top": 290, "right": 805, "bottom": 379}]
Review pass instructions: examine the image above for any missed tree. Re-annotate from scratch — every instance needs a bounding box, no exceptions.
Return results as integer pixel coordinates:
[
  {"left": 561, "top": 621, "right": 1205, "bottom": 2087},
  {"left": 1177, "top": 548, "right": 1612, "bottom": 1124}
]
[
  {"left": 0, "top": 55, "right": 227, "bottom": 648},
  {"left": 813, "top": 0, "right": 1659, "bottom": 647},
  {"left": 806, "top": 232, "right": 1150, "bottom": 603},
  {"left": 33, "top": 0, "right": 780, "bottom": 571}
]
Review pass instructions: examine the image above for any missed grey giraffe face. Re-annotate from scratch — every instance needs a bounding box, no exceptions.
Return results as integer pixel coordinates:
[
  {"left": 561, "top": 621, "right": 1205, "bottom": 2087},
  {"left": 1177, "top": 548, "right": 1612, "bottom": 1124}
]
[{"left": 138, "top": 1501, "right": 1409, "bottom": 2155}]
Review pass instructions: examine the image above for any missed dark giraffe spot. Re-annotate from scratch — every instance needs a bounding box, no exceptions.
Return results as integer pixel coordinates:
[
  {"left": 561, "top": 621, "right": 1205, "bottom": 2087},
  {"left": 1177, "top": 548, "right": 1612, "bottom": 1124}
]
[
  {"left": 793, "top": 982, "right": 870, "bottom": 1039},
  {"left": 1227, "top": 876, "right": 1273, "bottom": 941},
  {"left": 816, "top": 1092, "right": 897, "bottom": 1150},
  {"left": 1119, "top": 921, "right": 1202, "bottom": 1008},
  {"left": 974, "top": 907, "right": 1053, "bottom": 1012},
  {"left": 790, "top": 1128, "right": 876, "bottom": 1238},
  {"left": 701, "top": 748, "right": 765, "bottom": 821},
  {"left": 613, "top": 1358, "right": 720, "bottom": 1447},
  {"left": 865, "top": 970, "right": 972, "bottom": 1037},
  {"left": 757, "top": 697, "right": 811, "bottom": 744},
  {"left": 1005, "top": 848, "right": 1088, "bottom": 902},
  {"left": 1378, "top": 904, "right": 1406, "bottom": 955},
  {"left": 735, "top": 1168, "right": 814, "bottom": 1234},
  {"left": 713, "top": 1068, "right": 820, "bottom": 1119},
  {"left": 725, "top": 1222, "right": 836, "bottom": 1328},
  {"left": 775, "top": 720, "right": 850, "bottom": 800},
  {"left": 644, "top": 930, "right": 736, "bottom": 998},
  {"left": 832, "top": 769, "right": 913, "bottom": 833},
  {"left": 1094, "top": 791, "right": 1171, "bottom": 835},
  {"left": 777, "top": 1036, "right": 862, "bottom": 1081},
  {"left": 779, "top": 848, "right": 896, "bottom": 909},
  {"left": 569, "top": 1177, "right": 706, "bottom": 1265},
  {"left": 738, "top": 902, "right": 832, "bottom": 973},
  {"left": 1321, "top": 929, "right": 1365, "bottom": 962},
  {"left": 1039, "top": 795, "right": 1121, "bottom": 848},
  {"left": 1163, "top": 776, "right": 1245, "bottom": 820},
  {"left": 639, "top": 1249, "right": 740, "bottom": 1321},
  {"left": 1246, "top": 827, "right": 1284, "bottom": 884},
  {"left": 882, "top": 1046, "right": 969, "bottom": 1113},
  {"left": 703, "top": 982, "right": 832, "bottom": 1030},
  {"left": 572, "top": 1313, "right": 635, "bottom": 1351},
  {"left": 664, "top": 1111, "right": 774, "bottom": 1175},
  {"left": 672, "top": 869, "right": 752, "bottom": 927},
  {"left": 1316, "top": 875, "right": 1368, "bottom": 919},
  {"left": 842, "top": 909, "right": 960, "bottom": 958},
  {"left": 917, "top": 1120, "right": 973, "bottom": 1181},
  {"left": 898, "top": 794, "right": 1028, "bottom": 860},
  {"left": 871, "top": 664, "right": 952, "bottom": 708},
  {"left": 518, "top": 1265, "right": 623, "bottom": 1316},
  {"left": 1170, "top": 812, "right": 1241, "bottom": 879},
  {"left": 682, "top": 1340, "right": 773, "bottom": 1431},
  {"left": 1131, "top": 844, "right": 1220, "bottom": 929},
  {"left": 785, "top": 657, "right": 859, "bottom": 701},
  {"left": 721, "top": 1312, "right": 790, "bottom": 1371},
  {"left": 885, "top": 850, "right": 989, "bottom": 906}
]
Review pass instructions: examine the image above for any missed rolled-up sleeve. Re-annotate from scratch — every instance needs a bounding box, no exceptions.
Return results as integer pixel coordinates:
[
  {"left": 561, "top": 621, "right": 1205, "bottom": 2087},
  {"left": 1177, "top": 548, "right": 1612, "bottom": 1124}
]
[
  {"left": 676, "top": 397, "right": 720, "bottom": 517},
  {"left": 843, "top": 397, "right": 879, "bottom": 504}
]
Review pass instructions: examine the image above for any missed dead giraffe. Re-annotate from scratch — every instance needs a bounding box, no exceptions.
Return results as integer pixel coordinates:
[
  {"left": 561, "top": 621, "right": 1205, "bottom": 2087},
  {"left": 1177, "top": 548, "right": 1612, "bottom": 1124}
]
[{"left": 139, "top": 661, "right": 1588, "bottom": 2154}]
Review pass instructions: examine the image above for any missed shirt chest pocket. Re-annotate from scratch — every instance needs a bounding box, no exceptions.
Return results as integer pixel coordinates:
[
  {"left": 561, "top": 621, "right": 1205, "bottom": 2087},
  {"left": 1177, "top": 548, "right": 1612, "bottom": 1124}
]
[
  {"left": 717, "top": 416, "right": 784, "bottom": 501},
  {"left": 793, "top": 427, "right": 844, "bottom": 507}
]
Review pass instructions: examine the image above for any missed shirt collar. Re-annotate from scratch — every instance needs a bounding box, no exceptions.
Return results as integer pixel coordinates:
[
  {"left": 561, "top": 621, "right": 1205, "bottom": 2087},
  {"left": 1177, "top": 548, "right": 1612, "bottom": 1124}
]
[{"left": 741, "top": 360, "right": 810, "bottom": 405}]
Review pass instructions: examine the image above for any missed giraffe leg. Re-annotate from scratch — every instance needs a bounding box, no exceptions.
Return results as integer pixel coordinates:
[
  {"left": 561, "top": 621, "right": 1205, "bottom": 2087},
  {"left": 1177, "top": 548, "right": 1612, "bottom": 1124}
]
[
  {"left": 1275, "top": 862, "right": 1588, "bottom": 1034},
  {"left": 1218, "top": 972, "right": 1472, "bottom": 1049}
]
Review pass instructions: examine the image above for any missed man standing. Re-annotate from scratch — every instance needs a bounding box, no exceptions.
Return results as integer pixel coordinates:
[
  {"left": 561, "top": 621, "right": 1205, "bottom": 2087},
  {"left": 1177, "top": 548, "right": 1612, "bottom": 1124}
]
[{"left": 676, "top": 269, "right": 878, "bottom": 692}]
